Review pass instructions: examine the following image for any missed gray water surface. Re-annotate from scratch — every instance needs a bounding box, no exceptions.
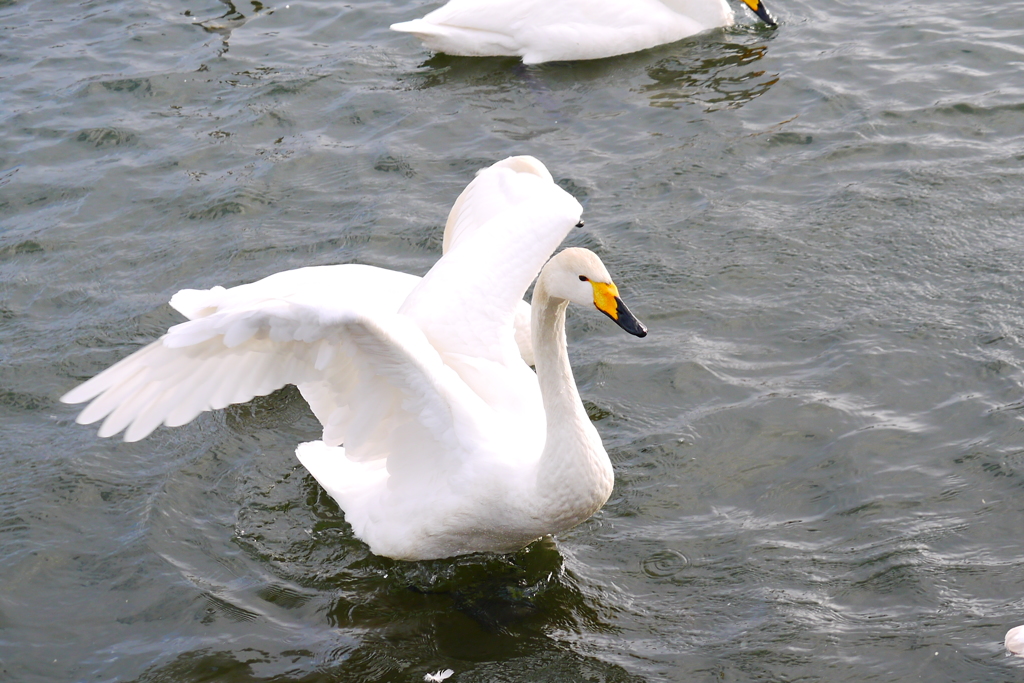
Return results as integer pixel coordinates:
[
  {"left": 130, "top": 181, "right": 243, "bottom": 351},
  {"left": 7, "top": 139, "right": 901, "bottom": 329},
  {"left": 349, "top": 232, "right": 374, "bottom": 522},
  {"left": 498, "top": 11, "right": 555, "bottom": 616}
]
[{"left": 3, "top": 0, "right": 1024, "bottom": 681}]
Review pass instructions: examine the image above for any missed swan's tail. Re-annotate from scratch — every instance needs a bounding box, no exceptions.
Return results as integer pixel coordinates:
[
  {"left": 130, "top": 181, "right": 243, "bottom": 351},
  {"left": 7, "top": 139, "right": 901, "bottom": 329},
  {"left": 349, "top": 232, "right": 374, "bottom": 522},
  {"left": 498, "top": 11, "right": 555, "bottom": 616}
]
[{"left": 390, "top": 20, "right": 519, "bottom": 59}]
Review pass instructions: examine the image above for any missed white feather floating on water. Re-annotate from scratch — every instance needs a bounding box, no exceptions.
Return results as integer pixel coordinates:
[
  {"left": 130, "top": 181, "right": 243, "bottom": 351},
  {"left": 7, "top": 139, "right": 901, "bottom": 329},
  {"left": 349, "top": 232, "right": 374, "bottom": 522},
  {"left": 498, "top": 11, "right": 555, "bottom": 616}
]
[{"left": 424, "top": 669, "right": 454, "bottom": 682}]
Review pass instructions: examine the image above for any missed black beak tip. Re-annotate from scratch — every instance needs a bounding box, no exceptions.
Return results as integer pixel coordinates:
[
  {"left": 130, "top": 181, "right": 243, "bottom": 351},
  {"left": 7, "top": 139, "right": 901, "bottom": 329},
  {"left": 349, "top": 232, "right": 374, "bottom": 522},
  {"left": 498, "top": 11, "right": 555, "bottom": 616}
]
[
  {"left": 754, "top": 4, "right": 777, "bottom": 26},
  {"left": 609, "top": 296, "right": 648, "bottom": 338}
]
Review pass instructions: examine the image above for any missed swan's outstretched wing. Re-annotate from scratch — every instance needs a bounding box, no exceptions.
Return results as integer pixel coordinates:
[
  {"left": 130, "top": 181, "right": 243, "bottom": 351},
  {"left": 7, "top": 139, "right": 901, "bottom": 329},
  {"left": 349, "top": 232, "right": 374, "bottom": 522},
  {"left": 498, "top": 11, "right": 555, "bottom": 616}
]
[
  {"left": 61, "top": 297, "right": 495, "bottom": 483},
  {"left": 442, "top": 156, "right": 555, "bottom": 255},
  {"left": 440, "top": 157, "right": 553, "bottom": 365},
  {"left": 402, "top": 158, "right": 582, "bottom": 364}
]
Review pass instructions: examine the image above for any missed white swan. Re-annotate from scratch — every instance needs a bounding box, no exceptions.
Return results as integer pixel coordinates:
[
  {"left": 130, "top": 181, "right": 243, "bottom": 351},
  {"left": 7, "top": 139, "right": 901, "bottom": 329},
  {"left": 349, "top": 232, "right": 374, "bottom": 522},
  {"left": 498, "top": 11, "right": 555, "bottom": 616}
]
[
  {"left": 391, "top": 0, "right": 776, "bottom": 64},
  {"left": 172, "top": 157, "right": 547, "bottom": 368},
  {"left": 61, "top": 157, "right": 647, "bottom": 561}
]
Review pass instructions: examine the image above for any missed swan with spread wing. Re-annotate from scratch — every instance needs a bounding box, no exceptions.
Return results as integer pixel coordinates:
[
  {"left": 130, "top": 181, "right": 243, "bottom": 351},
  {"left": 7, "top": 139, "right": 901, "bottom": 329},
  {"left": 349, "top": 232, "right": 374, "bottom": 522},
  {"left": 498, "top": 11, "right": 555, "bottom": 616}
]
[{"left": 61, "top": 156, "right": 647, "bottom": 561}]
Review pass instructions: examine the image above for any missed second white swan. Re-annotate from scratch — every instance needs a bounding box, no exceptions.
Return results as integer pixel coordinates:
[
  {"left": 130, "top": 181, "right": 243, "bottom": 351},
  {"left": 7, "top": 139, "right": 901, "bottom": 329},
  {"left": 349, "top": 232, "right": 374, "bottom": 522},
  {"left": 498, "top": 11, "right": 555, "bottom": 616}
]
[{"left": 392, "top": 0, "right": 777, "bottom": 64}]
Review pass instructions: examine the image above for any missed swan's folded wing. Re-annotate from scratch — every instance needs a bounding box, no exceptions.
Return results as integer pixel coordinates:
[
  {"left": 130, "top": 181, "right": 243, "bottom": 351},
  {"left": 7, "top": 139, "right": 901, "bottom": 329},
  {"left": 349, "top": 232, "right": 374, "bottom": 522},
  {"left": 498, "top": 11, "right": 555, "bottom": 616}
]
[
  {"left": 61, "top": 302, "right": 493, "bottom": 480},
  {"left": 391, "top": 0, "right": 710, "bottom": 63},
  {"left": 391, "top": 0, "right": 523, "bottom": 58},
  {"left": 392, "top": 0, "right": 536, "bottom": 41}
]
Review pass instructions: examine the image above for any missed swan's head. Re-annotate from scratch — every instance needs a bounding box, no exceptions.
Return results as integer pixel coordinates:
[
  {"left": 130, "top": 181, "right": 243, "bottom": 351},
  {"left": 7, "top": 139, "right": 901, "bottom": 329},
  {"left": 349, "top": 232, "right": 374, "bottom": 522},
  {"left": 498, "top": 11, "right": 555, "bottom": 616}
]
[{"left": 541, "top": 248, "right": 647, "bottom": 337}]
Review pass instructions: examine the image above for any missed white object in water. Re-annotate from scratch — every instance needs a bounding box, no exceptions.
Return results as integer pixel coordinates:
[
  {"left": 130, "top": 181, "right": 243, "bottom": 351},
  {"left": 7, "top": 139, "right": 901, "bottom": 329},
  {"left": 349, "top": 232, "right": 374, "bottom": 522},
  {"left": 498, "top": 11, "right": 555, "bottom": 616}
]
[
  {"left": 424, "top": 669, "right": 454, "bottom": 682},
  {"left": 1006, "top": 625, "right": 1024, "bottom": 655},
  {"left": 391, "top": 0, "right": 776, "bottom": 64},
  {"left": 61, "top": 156, "right": 647, "bottom": 561}
]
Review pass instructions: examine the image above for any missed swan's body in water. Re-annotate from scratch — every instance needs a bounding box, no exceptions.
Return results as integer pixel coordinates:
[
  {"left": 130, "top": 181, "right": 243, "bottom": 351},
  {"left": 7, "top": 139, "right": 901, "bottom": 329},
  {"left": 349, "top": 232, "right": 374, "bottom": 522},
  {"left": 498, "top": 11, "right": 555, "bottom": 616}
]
[
  {"left": 61, "top": 156, "right": 647, "bottom": 561},
  {"left": 391, "top": 0, "right": 776, "bottom": 64}
]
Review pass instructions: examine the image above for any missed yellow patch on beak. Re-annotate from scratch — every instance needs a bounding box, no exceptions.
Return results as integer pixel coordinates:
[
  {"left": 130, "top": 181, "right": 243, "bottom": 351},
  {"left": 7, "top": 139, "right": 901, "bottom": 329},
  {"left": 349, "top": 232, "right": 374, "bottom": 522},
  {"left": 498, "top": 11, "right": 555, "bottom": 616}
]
[
  {"left": 591, "top": 281, "right": 620, "bottom": 320},
  {"left": 741, "top": 0, "right": 763, "bottom": 11}
]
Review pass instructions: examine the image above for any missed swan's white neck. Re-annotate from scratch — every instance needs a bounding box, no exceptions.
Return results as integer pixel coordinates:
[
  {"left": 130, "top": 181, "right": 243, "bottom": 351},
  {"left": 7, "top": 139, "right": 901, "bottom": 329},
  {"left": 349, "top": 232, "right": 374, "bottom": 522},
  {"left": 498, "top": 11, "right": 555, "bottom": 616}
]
[{"left": 530, "top": 279, "right": 614, "bottom": 527}]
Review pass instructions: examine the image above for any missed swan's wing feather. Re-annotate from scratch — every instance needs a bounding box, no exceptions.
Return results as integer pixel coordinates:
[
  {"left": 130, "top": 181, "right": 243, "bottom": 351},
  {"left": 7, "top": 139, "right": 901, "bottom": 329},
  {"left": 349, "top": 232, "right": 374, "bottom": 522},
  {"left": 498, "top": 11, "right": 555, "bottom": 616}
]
[
  {"left": 402, "top": 180, "right": 582, "bottom": 363},
  {"left": 333, "top": 314, "right": 493, "bottom": 485},
  {"left": 439, "top": 157, "right": 547, "bottom": 364},
  {"left": 513, "top": 299, "right": 534, "bottom": 367},
  {"left": 62, "top": 306, "right": 325, "bottom": 442},
  {"left": 62, "top": 299, "right": 489, "bottom": 487},
  {"left": 442, "top": 156, "right": 554, "bottom": 254}
]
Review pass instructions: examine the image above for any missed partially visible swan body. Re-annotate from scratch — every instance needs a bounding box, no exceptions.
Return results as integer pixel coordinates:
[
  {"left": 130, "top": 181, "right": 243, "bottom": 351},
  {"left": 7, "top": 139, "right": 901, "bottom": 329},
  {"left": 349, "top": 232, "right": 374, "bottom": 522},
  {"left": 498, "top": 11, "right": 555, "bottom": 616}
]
[
  {"left": 391, "top": 0, "right": 776, "bottom": 64},
  {"left": 1007, "top": 625, "right": 1024, "bottom": 655},
  {"left": 61, "top": 157, "right": 648, "bottom": 561}
]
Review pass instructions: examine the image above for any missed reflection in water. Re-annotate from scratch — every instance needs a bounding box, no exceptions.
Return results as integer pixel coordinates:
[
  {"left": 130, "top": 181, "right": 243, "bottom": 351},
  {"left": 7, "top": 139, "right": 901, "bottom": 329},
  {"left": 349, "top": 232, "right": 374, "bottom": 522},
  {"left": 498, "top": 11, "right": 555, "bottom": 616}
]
[
  {"left": 139, "top": 400, "right": 638, "bottom": 681},
  {"left": 411, "top": 54, "right": 527, "bottom": 91},
  {"left": 330, "top": 539, "right": 591, "bottom": 634},
  {"left": 318, "top": 541, "right": 639, "bottom": 680},
  {"left": 194, "top": 0, "right": 268, "bottom": 53},
  {"left": 138, "top": 538, "right": 638, "bottom": 681},
  {"left": 301, "top": 512, "right": 629, "bottom": 677},
  {"left": 406, "top": 37, "right": 777, "bottom": 120},
  {"left": 641, "top": 42, "right": 777, "bottom": 111}
]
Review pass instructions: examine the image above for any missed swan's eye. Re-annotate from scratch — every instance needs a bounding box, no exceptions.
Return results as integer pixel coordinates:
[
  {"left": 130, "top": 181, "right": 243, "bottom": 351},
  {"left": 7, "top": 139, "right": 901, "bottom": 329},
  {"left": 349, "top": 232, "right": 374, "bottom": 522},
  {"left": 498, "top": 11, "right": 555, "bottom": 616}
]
[{"left": 578, "top": 275, "right": 588, "bottom": 282}]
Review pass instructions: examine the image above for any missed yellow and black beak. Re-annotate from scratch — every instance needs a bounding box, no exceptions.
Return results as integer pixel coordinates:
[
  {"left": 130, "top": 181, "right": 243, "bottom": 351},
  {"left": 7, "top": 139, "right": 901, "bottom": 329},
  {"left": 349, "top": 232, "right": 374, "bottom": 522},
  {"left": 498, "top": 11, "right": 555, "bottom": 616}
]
[
  {"left": 741, "top": 0, "right": 777, "bottom": 26},
  {"left": 591, "top": 282, "right": 648, "bottom": 338}
]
